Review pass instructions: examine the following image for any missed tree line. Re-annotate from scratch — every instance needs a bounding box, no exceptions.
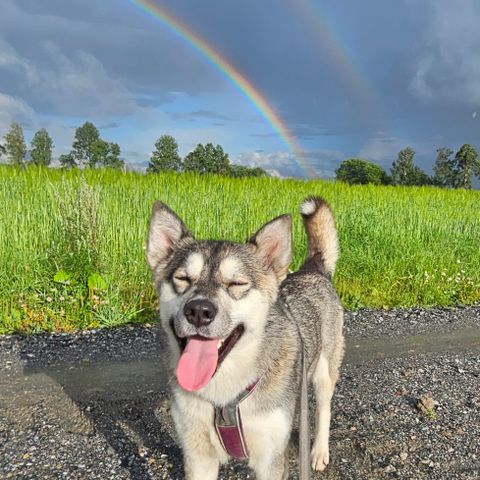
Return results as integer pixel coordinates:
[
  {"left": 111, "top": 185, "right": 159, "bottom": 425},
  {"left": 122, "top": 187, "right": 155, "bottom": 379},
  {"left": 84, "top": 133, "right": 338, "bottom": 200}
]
[
  {"left": 0, "top": 122, "right": 267, "bottom": 178},
  {"left": 146, "top": 134, "right": 266, "bottom": 177},
  {"left": 0, "top": 122, "right": 124, "bottom": 169},
  {"left": 3, "top": 121, "right": 478, "bottom": 187},
  {"left": 335, "top": 145, "right": 480, "bottom": 189}
]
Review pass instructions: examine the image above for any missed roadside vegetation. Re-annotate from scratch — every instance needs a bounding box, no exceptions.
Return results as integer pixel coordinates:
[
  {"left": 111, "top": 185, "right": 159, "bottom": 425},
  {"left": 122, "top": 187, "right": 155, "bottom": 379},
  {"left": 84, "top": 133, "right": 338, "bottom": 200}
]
[{"left": 1, "top": 165, "right": 479, "bottom": 334}]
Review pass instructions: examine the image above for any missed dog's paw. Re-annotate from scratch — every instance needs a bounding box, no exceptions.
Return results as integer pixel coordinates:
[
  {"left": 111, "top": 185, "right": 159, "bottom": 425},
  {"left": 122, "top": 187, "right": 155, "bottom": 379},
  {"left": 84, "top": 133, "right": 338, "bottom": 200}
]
[{"left": 311, "top": 443, "right": 329, "bottom": 472}]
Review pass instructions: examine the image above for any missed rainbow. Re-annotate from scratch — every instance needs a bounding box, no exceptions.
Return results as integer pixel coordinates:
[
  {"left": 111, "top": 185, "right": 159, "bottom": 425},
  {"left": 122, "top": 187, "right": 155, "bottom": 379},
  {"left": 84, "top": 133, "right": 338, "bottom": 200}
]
[
  {"left": 127, "top": 0, "right": 314, "bottom": 177},
  {"left": 294, "top": 0, "right": 380, "bottom": 118}
]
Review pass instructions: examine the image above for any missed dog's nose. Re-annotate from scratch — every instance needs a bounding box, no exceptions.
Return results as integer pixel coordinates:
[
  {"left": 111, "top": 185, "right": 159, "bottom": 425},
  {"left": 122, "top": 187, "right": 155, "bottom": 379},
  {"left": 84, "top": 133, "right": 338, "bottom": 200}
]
[{"left": 183, "top": 299, "right": 217, "bottom": 328}]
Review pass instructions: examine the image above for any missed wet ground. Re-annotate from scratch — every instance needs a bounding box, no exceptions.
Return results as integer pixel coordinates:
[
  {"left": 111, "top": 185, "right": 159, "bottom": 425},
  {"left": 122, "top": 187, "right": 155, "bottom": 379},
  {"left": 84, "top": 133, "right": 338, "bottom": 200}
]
[{"left": 1, "top": 306, "right": 479, "bottom": 479}]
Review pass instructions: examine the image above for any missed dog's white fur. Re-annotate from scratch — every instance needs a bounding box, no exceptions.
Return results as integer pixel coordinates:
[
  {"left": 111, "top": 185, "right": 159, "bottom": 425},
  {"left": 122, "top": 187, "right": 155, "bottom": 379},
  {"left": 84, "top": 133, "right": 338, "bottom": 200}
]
[{"left": 185, "top": 252, "right": 205, "bottom": 279}]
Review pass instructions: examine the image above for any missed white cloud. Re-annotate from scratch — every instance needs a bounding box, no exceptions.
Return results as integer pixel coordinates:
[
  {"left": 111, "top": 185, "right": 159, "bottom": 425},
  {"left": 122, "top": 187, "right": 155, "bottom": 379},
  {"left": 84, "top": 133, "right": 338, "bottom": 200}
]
[
  {"left": 410, "top": 0, "right": 480, "bottom": 107},
  {"left": 236, "top": 151, "right": 304, "bottom": 178},
  {"left": 236, "top": 149, "right": 344, "bottom": 178},
  {"left": 0, "top": 92, "right": 36, "bottom": 136}
]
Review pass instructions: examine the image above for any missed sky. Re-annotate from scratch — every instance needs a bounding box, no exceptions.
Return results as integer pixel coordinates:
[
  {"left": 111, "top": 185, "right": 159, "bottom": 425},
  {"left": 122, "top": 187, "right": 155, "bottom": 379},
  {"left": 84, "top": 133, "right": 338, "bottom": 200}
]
[{"left": 1, "top": 0, "right": 480, "bottom": 179}]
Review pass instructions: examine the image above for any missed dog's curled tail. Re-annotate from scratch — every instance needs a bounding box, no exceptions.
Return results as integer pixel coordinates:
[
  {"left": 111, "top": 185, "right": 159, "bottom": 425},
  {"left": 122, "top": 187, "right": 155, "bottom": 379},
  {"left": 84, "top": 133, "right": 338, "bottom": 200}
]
[{"left": 300, "top": 196, "right": 339, "bottom": 277}]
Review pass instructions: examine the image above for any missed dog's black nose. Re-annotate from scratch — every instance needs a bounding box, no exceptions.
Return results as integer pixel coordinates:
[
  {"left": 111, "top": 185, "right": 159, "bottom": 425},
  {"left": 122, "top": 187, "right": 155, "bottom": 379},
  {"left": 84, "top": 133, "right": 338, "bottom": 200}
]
[{"left": 184, "top": 299, "right": 217, "bottom": 328}]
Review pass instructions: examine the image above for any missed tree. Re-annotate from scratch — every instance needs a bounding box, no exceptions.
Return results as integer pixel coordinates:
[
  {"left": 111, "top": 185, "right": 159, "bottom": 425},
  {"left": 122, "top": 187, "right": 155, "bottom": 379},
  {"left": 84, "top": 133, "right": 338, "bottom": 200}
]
[
  {"left": 432, "top": 148, "right": 454, "bottom": 187},
  {"left": 183, "top": 143, "right": 230, "bottom": 175},
  {"left": 72, "top": 122, "right": 100, "bottom": 167},
  {"left": 183, "top": 145, "right": 202, "bottom": 173},
  {"left": 0, "top": 142, "right": 6, "bottom": 161},
  {"left": 30, "top": 128, "right": 54, "bottom": 166},
  {"left": 59, "top": 152, "right": 77, "bottom": 168},
  {"left": 451, "top": 144, "right": 479, "bottom": 189},
  {"left": 4, "top": 122, "right": 26, "bottom": 165},
  {"left": 228, "top": 164, "right": 268, "bottom": 177},
  {"left": 335, "top": 158, "right": 389, "bottom": 185},
  {"left": 412, "top": 167, "right": 432, "bottom": 186},
  {"left": 147, "top": 135, "right": 182, "bottom": 173},
  {"left": 391, "top": 147, "right": 430, "bottom": 186},
  {"left": 91, "top": 139, "right": 124, "bottom": 169}
]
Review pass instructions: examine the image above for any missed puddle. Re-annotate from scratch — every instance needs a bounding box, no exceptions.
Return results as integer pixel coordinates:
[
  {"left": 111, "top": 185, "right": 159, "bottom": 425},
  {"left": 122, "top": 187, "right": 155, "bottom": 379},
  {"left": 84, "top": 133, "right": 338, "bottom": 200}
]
[
  {"left": 345, "top": 327, "right": 480, "bottom": 364},
  {"left": 2, "top": 327, "right": 478, "bottom": 405}
]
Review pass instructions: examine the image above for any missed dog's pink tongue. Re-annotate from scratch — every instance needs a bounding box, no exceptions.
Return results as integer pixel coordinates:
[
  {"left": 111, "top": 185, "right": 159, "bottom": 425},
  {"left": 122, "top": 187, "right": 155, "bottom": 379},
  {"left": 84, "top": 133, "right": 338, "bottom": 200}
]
[{"left": 176, "top": 337, "right": 218, "bottom": 391}]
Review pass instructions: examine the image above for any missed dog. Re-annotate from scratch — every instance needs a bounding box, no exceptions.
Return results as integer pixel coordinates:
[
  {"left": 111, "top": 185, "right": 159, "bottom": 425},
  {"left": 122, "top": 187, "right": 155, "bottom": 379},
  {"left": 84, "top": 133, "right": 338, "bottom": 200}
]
[{"left": 146, "top": 196, "right": 344, "bottom": 480}]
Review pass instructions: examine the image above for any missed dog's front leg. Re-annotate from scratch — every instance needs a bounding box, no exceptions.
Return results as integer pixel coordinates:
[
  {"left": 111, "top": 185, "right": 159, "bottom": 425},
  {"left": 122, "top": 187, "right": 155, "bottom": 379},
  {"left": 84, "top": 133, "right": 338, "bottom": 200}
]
[
  {"left": 171, "top": 395, "right": 222, "bottom": 480},
  {"left": 183, "top": 451, "right": 219, "bottom": 480},
  {"left": 245, "top": 407, "right": 292, "bottom": 480},
  {"left": 250, "top": 450, "right": 289, "bottom": 480}
]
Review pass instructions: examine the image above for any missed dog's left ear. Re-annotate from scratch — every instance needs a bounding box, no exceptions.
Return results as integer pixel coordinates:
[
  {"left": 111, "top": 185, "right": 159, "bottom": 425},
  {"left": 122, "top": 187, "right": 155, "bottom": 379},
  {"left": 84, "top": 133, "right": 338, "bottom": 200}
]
[
  {"left": 249, "top": 214, "right": 292, "bottom": 281},
  {"left": 147, "top": 202, "right": 193, "bottom": 276}
]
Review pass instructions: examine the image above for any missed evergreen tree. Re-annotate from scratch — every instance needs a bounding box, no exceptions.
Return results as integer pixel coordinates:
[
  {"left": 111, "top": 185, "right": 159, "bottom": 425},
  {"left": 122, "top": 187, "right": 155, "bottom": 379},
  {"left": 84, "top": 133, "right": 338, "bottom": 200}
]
[
  {"left": 147, "top": 135, "right": 181, "bottom": 173},
  {"left": 30, "top": 128, "right": 54, "bottom": 166},
  {"left": 72, "top": 122, "right": 100, "bottom": 167},
  {"left": 4, "top": 122, "right": 26, "bottom": 166},
  {"left": 451, "top": 144, "right": 479, "bottom": 189}
]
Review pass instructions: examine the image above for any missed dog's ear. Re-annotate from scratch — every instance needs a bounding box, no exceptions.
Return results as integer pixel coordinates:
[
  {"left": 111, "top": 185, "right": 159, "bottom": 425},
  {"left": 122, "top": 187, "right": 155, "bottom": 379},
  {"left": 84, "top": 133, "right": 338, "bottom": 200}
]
[
  {"left": 147, "top": 202, "right": 192, "bottom": 274},
  {"left": 249, "top": 214, "right": 292, "bottom": 281}
]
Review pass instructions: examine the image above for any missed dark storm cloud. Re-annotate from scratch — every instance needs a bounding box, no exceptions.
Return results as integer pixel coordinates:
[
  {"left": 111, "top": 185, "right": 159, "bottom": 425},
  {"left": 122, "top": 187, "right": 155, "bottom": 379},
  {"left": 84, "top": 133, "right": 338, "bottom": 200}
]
[
  {"left": 0, "top": 0, "right": 222, "bottom": 117},
  {"left": 1, "top": 0, "right": 480, "bottom": 178}
]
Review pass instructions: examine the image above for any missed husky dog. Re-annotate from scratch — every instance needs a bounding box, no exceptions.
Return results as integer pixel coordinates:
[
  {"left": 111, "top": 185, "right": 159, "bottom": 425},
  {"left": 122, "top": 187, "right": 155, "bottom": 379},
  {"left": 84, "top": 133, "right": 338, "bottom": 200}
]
[{"left": 146, "top": 197, "right": 344, "bottom": 480}]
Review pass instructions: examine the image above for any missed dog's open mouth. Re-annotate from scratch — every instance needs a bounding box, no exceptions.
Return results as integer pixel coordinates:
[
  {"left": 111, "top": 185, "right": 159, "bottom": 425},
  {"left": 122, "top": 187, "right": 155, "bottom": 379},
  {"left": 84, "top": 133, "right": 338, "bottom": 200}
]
[{"left": 170, "top": 319, "right": 244, "bottom": 392}]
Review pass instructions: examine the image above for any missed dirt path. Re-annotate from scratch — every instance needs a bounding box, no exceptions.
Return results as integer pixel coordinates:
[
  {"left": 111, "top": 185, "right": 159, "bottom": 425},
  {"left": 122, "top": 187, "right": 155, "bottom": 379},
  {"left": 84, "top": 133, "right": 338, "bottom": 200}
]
[{"left": 1, "top": 307, "right": 479, "bottom": 479}]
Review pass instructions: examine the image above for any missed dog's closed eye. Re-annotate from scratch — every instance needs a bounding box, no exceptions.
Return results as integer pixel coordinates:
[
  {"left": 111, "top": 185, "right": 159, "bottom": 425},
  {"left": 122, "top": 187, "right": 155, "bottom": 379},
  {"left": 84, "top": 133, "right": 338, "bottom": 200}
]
[
  {"left": 228, "top": 280, "right": 249, "bottom": 288},
  {"left": 174, "top": 274, "right": 190, "bottom": 282},
  {"left": 173, "top": 272, "right": 191, "bottom": 293},
  {"left": 226, "top": 279, "right": 250, "bottom": 298}
]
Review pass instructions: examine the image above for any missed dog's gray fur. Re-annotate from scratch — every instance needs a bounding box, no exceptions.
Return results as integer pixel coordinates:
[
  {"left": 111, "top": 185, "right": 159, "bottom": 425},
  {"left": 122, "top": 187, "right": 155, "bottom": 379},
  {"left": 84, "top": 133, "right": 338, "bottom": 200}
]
[{"left": 147, "top": 197, "right": 344, "bottom": 480}]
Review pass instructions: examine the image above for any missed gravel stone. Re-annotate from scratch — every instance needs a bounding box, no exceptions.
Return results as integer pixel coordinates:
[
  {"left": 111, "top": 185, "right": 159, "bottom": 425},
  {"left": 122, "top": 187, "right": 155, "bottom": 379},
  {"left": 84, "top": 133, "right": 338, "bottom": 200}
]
[{"left": 1, "top": 306, "right": 479, "bottom": 479}]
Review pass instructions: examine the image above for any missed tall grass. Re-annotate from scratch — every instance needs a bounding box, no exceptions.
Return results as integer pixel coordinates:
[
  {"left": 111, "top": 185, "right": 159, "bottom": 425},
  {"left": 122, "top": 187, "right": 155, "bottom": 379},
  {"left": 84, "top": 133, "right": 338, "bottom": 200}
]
[{"left": 1, "top": 165, "right": 479, "bottom": 333}]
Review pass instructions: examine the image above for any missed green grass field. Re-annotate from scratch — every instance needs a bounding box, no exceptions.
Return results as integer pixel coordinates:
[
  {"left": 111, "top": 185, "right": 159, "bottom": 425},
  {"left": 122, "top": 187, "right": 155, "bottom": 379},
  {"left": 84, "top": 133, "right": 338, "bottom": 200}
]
[{"left": 1, "top": 165, "right": 479, "bottom": 334}]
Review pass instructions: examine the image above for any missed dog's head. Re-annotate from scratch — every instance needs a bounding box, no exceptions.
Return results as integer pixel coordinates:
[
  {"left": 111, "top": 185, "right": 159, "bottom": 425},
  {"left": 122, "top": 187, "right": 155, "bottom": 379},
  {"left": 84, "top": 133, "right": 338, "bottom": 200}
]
[{"left": 146, "top": 201, "right": 292, "bottom": 393}]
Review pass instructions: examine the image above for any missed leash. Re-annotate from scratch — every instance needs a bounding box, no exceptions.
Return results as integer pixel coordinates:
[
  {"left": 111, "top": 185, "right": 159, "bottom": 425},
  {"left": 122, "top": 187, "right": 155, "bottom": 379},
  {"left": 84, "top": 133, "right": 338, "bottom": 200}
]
[
  {"left": 280, "top": 300, "right": 310, "bottom": 480},
  {"left": 299, "top": 336, "right": 310, "bottom": 480},
  {"left": 213, "top": 302, "right": 310, "bottom": 480}
]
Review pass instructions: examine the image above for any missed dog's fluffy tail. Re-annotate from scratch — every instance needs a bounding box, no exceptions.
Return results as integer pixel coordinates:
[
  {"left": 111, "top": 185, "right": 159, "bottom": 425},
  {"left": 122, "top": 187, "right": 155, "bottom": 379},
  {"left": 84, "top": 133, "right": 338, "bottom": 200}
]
[{"left": 300, "top": 196, "right": 339, "bottom": 277}]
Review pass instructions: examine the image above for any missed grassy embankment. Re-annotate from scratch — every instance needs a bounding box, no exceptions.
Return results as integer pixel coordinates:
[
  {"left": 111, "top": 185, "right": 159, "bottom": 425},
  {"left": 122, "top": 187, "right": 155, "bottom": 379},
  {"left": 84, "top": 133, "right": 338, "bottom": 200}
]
[{"left": 1, "top": 165, "right": 479, "bottom": 333}]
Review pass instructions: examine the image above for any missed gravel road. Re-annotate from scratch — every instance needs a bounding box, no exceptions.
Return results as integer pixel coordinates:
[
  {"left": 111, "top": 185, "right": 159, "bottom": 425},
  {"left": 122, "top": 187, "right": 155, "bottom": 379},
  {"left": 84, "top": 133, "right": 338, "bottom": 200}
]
[{"left": 1, "top": 306, "right": 479, "bottom": 479}]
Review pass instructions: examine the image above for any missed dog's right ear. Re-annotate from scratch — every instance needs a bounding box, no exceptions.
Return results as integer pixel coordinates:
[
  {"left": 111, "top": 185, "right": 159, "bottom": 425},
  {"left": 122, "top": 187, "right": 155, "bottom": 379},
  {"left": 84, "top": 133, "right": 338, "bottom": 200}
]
[{"left": 146, "top": 202, "right": 192, "bottom": 274}]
